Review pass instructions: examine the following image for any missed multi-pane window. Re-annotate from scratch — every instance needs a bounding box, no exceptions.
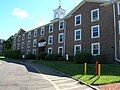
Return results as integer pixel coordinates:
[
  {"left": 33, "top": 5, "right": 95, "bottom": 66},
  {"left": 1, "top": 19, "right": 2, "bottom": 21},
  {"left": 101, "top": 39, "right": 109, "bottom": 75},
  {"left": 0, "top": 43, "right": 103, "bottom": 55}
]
[
  {"left": 21, "top": 42, "right": 24, "bottom": 49},
  {"left": 58, "top": 33, "right": 64, "bottom": 43},
  {"left": 34, "top": 29, "right": 37, "bottom": 37},
  {"left": 75, "top": 14, "right": 81, "bottom": 26},
  {"left": 91, "top": 25, "right": 100, "bottom": 38},
  {"left": 92, "top": 43, "right": 100, "bottom": 55},
  {"left": 14, "top": 37, "right": 16, "bottom": 43},
  {"left": 40, "top": 27, "right": 45, "bottom": 35},
  {"left": 22, "top": 34, "right": 25, "bottom": 41},
  {"left": 48, "top": 48, "right": 52, "bottom": 55},
  {"left": 48, "top": 35, "right": 53, "bottom": 45},
  {"left": 18, "top": 35, "right": 21, "bottom": 42},
  {"left": 59, "top": 20, "right": 64, "bottom": 30},
  {"left": 49, "top": 24, "right": 53, "bottom": 33},
  {"left": 33, "top": 39, "right": 37, "bottom": 47},
  {"left": 58, "top": 46, "right": 63, "bottom": 55},
  {"left": 75, "top": 29, "right": 81, "bottom": 41},
  {"left": 27, "top": 40, "right": 31, "bottom": 48},
  {"left": 91, "top": 9, "right": 99, "bottom": 21},
  {"left": 17, "top": 43, "right": 20, "bottom": 50},
  {"left": 118, "top": 2, "right": 120, "bottom": 15},
  {"left": 33, "top": 49, "right": 36, "bottom": 55},
  {"left": 28, "top": 31, "right": 31, "bottom": 39},
  {"left": 74, "top": 45, "right": 81, "bottom": 55}
]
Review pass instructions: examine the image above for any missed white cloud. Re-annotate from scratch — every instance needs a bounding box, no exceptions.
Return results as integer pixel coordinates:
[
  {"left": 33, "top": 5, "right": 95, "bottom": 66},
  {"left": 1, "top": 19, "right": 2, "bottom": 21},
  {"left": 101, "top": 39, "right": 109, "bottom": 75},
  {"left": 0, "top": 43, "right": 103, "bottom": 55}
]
[{"left": 12, "top": 8, "right": 29, "bottom": 19}]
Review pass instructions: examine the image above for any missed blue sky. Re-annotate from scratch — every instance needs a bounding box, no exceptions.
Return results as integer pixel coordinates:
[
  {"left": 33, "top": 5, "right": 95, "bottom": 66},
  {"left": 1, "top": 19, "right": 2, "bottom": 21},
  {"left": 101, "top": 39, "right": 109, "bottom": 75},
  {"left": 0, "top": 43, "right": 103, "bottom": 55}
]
[{"left": 0, "top": 0, "right": 81, "bottom": 40}]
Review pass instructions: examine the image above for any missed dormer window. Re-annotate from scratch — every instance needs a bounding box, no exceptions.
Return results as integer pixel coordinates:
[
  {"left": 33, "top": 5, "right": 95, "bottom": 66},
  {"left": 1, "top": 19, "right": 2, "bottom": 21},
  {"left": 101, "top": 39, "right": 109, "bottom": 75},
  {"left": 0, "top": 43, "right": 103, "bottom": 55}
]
[{"left": 59, "top": 20, "right": 64, "bottom": 30}]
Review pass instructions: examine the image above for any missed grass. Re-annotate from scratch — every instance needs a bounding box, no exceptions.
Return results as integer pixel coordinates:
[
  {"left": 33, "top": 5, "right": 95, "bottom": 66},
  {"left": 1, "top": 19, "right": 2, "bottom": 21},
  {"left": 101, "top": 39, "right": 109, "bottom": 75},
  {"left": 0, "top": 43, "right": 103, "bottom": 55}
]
[{"left": 31, "top": 60, "right": 120, "bottom": 85}]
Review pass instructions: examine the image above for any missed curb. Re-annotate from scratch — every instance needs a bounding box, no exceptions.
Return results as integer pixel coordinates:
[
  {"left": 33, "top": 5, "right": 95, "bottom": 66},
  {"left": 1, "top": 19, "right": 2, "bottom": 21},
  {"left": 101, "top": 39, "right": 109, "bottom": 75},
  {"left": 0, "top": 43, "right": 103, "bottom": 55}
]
[{"left": 27, "top": 62, "right": 99, "bottom": 90}]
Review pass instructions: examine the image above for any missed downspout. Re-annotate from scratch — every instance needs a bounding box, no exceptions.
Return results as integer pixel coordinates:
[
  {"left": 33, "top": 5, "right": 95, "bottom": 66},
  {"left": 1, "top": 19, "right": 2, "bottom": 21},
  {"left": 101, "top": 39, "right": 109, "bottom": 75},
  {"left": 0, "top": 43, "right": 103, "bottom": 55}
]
[{"left": 113, "top": 2, "right": 120, "bottom": 62}]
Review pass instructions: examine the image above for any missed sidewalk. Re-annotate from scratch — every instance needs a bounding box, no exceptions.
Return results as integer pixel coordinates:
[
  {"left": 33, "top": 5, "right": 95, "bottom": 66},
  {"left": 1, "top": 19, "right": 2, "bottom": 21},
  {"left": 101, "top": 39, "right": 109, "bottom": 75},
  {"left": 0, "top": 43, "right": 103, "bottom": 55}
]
[{"left": 28, "top": 62, "right": 97, "bottom": 90}]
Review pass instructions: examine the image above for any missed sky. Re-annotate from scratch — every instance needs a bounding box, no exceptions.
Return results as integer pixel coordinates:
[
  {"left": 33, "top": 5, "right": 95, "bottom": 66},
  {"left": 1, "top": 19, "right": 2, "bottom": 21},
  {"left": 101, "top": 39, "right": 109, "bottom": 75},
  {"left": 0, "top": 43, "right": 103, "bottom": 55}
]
[{"left": 0, "top": 0, "right": 82, "bottom": 40}]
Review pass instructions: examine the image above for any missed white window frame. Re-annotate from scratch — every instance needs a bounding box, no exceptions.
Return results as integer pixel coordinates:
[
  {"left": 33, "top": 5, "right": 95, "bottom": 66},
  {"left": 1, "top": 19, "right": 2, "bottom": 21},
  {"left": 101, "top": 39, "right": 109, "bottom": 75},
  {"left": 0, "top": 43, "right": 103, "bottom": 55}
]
[
  {"left": 48, "top": 47, "right": 52, "bottom": 55},
  {"left": 58, "top": 33, "right": 64, "bottom": 43},
  {"left": 91, "top": 43, "right": 100, "bottom": 56},
  {"left": 34, "top": 29, "right": 37, "bottom": 37},
  {"left": 48, "top": 35, "right": 53, "bottom": 45},
  {"left": 58, "top": 46, "right": 63, "bottom": 55},
  {"left": 118, "top": 20, "right": 120, "bottom": 34},
  {"left": 49, "top": 24, "right": 53, "bottom": 33},
  {"left": 75, "top": 14, "right": 81, "bottom": 26},
  {"left": 91, "top": 8, "right": 99, "bottom": 22},
  {"left": 28, "top": 31, "right": 31, "bottom": 39},
  {"left": 27, "top": 40, "right": 30, "bottom": 48},
  {"left": 22, "top": 34, "right": 25, "bottom": 41},
  {"left": 27, "top": 50, "right": 30, "bottom": 54},
  {"left": 18, "top": 35, "right": 21, "bottom": 42},
  {"left": 59, "top": 20, "right": 64, "bottom": 30},
  {"left": 117, "top": 2, "right": 120, "bottom": 15},
  {"left": 74, "top": 45, "right": 81, "bottom": 55},
  {"left": 33, "top": 49, "right": 36, "bottom": 55},
  {"left": 74, "top": 29, "right": 81, "bottom": 41},
  {"left": 17, "top": 43, "right": 20, "bottom": 49},
  {"left": 21, "top": 42, "right": 24, "bottom": 49},
  {"left": 40, "top": 27, "right": 45, "bottom": 35},
  {"left": 91, "top": 25, "right": 100, "bottom": 38},
  {"left": 33, "top": 39, "right": 37, "bottom": 47}
]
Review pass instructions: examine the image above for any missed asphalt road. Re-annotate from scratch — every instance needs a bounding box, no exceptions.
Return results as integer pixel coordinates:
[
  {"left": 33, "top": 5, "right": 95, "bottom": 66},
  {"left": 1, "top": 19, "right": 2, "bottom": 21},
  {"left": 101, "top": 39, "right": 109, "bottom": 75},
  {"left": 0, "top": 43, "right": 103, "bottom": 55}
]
[{"left": 0, "top": 61, "right": 56, "bottom": 90}]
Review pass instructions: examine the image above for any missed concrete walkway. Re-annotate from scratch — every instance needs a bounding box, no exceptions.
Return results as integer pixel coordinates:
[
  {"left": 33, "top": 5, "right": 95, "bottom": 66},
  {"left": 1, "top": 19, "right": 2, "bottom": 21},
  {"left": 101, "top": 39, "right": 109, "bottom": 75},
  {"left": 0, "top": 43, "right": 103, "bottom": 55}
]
[{"left": 30, "top": 62, "right": 96, "bottom": 90}]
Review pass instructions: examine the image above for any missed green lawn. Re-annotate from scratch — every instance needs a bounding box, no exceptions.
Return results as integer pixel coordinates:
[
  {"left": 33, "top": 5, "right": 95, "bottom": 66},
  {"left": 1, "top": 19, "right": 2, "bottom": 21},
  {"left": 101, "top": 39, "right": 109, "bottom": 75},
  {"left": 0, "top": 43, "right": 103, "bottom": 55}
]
[{"left": 32, "top": 60, "right": 120, "bottom": 85}]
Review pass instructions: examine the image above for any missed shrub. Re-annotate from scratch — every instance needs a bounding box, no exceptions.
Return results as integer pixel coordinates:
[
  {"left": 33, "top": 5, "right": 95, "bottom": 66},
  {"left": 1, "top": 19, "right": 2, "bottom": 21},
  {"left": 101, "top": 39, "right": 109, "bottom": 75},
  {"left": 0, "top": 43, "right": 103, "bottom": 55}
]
[
  {"left": 45, "top": 54, "right": 64, "bottom": 61},
  {"left": 4, "top": 50, "right": 21, "bottom": 59},
  {"left": 38, "top": 52, "right": 47, "bottom": 60},
  {"left": 25, "top": 53, "right": 36, "bottom": 60},
  {"left": 75, "top": 52, "right": 93, "bottom": 63}
]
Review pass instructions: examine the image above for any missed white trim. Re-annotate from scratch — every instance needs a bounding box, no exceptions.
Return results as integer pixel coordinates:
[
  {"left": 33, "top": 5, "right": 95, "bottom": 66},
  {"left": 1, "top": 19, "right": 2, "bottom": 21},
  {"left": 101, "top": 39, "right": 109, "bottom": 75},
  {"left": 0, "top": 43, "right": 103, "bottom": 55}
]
[
  {"left": 33, "top": 39, "right": 37, "bottom": 47},
  {"left": 118, "top": 20, "right": 120, "bottom": 34},
  {"left": 58, "top": 33, "right": 64, "bottom": 43},
  {"left": 91, "top": 8, "right": 99, "bottom": 22},
  {"left": 27, "top": 50, "right": 30, "bottom": 54},
  {"left": 49, "top": 24, "right": 53, "bottom": 33},
  {"left": 91, "top": 25, "right": 100, "bottom": 38},
  {"left": 48, "top": 35, "right": 53, "bottom": 45},
  {"left": 28, "top": 31, "right": 31, "bottom": 39},
  {"left": 21, "top": 42, "right": 24, "bottom": 49},
  {"left": 74, "top": 45, "right": 81, "bottom": 55},
  {"left": 27, "top": 40, "right": 30, "bottom": 48},
  {"left": 34, "top": 29, "right": 37, "bottom": 37},
  {"left": 91, "top": 43, "right": 100, "bottom": 56},
  {"left": 40, "top": 27, "right": 45, "bottom": 35},
  {"left": 48, "top": 47, "right": 52, "bottom": 54},
  {"left": 58, "top": 46, "right": 63, "bottom": 55},
  {"left": 59, "top": 20, "right": 64, "bottom": 30},
  {"left": 74, "top": 29, "right": 81, "bottom": 41},
  {"left": 75, "top": 14, "right": 81, "bottom": 26},
  {"left": 18, "top": 35, "right": 21, "bottom": 42},
  {"left": 17, "top": 43, "right": 20, "bottom": 50},
  {"left": 117, "top": 2, "right": 120, "bottom": 15},
  {"left": 22, "top": 34, "right": 25, "bottom": 41}
]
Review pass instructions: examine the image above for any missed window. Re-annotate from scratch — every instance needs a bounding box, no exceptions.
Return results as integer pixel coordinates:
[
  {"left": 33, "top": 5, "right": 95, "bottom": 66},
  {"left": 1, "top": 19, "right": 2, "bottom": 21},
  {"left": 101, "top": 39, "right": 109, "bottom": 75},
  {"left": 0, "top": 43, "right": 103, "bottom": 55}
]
[
  {"left": 48, "top": 48, "right": 52, "bottom": 54},
  {"left": 59, "top": 20, "right": 64, "bottom": 30},
  {"left": 58, "top": 46, "right": 63, "bottom": 55},
  {"left": 119, "top": 21, "right": 120, "bottom": 34},
  {"left": 48, "top": 35, "right": 53, "bottom": 45},
  {"left": 58, "top": 33, "right": 64, "bottom": 43},
  {"left": 18, "top": 35, "right": 21, "bottom": 42},
  {"left": 49, "top": 24, "right": 53, "bottom": 33},
  {"left": 91, "top": 43, "right": 100, "bottom": 55},
  {"left": 34, "top": 29, "right": 37, "bottom": 37},
  {"left": 40, "top": 27, "right": 45, "bottom": 35},
  {"left": 27, "top": 40, "right": 30, "bottom": 48},
  {"left": 33, "top": 39, "right": 37, "bottom": 47},
  {"left": 27, "top": 50, "right": 30, "bottom": 54},
  {"left": 21, "top": 42, "right": 24, "bottom": 49},
  {"left": 75, "top": 14, "right": 81, "bottom": 26},
  {"left": 118, "top": 2, "right": 120, "bottom": 15},
  {"left": 91, "top": 9, "right": 99, "bottom": 21},
  {"left": 13, "top": 44, "right": 16, "bottom": 50},
  {"left": 74, "top": 45, "right": 81, "bottom": 55},
  {"left": 33, "top": 49, "right": 36, "bottom": 55},
  {"left": 17, "top": 43, "right": 20, "bottom": 50},
  {"left": 91, "top": 25, "right": 100, "bottom": 38},
  {"left": 22, "top": 34, "right": 25, "bottom": 41},
  {"left": 14, "top": 37, "right": 16, "bottom": 43},
  {"left": 28, "top": 31, "right": 31, "bottom": 39},
  {"left": 75, "top": 29, "right": 81, "bottom": 41}
]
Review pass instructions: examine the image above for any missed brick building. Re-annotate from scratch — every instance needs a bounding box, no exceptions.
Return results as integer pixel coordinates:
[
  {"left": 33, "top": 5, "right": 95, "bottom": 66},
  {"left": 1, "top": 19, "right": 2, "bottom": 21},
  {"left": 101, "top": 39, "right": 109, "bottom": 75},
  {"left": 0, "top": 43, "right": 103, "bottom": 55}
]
[
  {"left": 0, "top": 39, "right": 4, "bottom": 54},
  {"left": 12, "top": 0, "right": 120, "bottom": 62}
]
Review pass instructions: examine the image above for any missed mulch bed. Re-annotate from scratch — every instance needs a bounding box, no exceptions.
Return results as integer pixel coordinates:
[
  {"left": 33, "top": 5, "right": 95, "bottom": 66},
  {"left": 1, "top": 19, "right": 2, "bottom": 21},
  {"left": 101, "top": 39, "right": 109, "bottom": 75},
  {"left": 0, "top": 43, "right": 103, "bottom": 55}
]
[{"left": 97, "top": 83, "right": 120, "bottom": 90}]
